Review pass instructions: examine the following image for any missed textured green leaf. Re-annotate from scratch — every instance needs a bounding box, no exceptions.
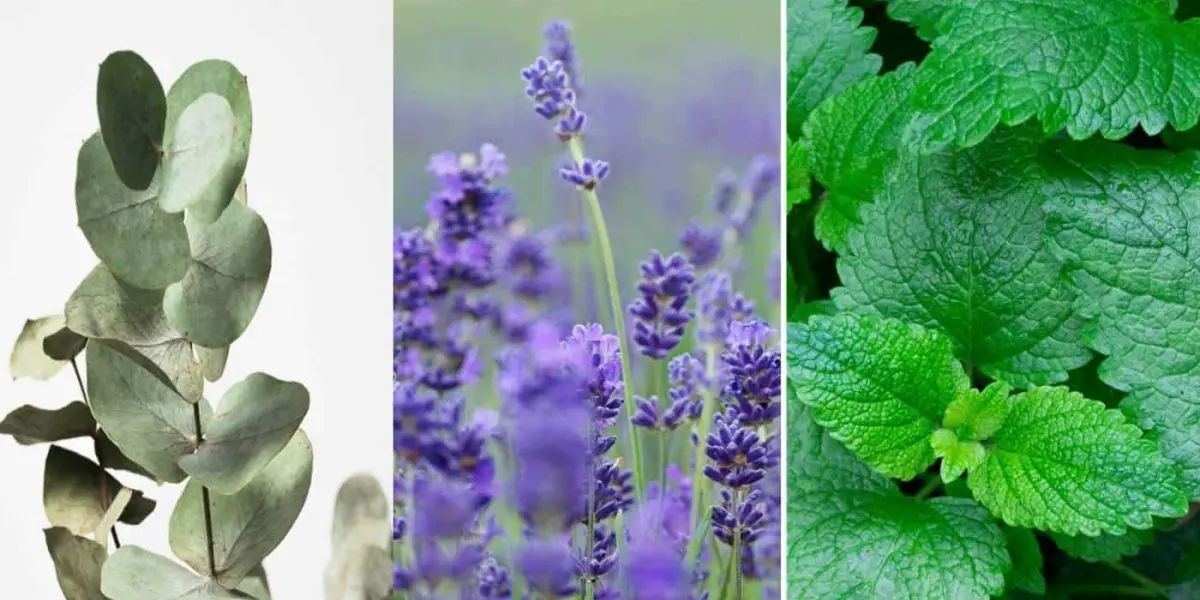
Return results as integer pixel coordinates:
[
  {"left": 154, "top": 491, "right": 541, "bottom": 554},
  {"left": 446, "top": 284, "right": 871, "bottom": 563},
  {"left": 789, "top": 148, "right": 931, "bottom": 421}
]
[
  {"left": 930, "top": 428, "right": 986, "bottom": 483},
  {"left": 1050, "top": 528, "right": 1155, "bottom": 562},
  {"left": 787, "top": 314, "right": 969, "bottom": 479},
  {"left": 803, "top": 64, "right": 917, "bottom": 251},
  {"left": 178, "top": 373, "right": 309, "bottom": 494},
  {"left": 1041, "top": 141, "right": 1200, "bottom": 498},
  {"left": 164, "top": 60, "right": 252, "bottom": 224},
  {"left": 44, "top": 527, "right": 107, "bottom": 600},
  {"left": 969, "top": 386, "right": 1187, "bottom": 536},
  {"left": 908, "top": 0, "right": 1200, "bottom": 151},
  {"left": 85, "top": 339, "right": 211, "bottom": 483},
  {"left": 786, "top": 139, "right": 810, "bottom": 212},
  {"left": 76, "top": 133, "right": 190, "bottom": 290},
  {"left": 96, "top": 51, "right": 165, "bottom": 191},
  {"left": 943, "top": 382, "right": 1013, "bottom": 441},
  {"left": 1002, "top": 525, "right": 1046, "bottom": 595},
  {"left": 100, "top": 546, "right": 247, "bottom": 599},
  {"left": 0, "top": 402, "right": 95, "bottom": 445},
  {"left": 43, "top": 445, "right": 156, "bottom": 536},
  {"left": 159, "top": 94, "right": 237, "bottom": 214},
  {"left": 43, "top": 328, "right": 88, "bottom": 361},
  {"left": 884, "top": 0, "right": 974, "bottom": 40},
  {"left": 9, "top": 314, "right": 72, "bottom": 380},
  {"left": 163, "top": 201, "right": 271, "bottom": 348},
  {"left": 787, "top": 406, "right": 1009, "bottom": 599},
  {"left": 66, "top": 264, "right": 203, "bottom": 401},
  {"left": 786, "top": 0, "right": 881, "bottom": 136},
  {"left": 834, "top": 127, "right": 1090, "bottom": 387},
  {"left": 170, "top": 430, "right": 313, "bottom": 587}
]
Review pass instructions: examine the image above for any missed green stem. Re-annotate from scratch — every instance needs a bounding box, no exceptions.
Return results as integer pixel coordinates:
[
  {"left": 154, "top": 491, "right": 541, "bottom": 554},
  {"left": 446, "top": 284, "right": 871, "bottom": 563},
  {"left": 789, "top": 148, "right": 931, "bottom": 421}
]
[
  {"left": 1103, "top": 561, "right": 1170, "bottom": 598},
  {"left": 72, "top": 358, "right": 120, "bottom": 549},
  {"left": 685, "top": 345, "right": 720, "bottom": 567},
  {"left": 191, "top": 402, "right": 217, "bottom": 575},
  {"left": 565, "top": 136, "right": 645, "bottom": 503},
  {"left": 733, "top": 488, "right": 744, "bottom": 600},
  {"left": 1051, "top": 584, "right": 1164, "bottom": 598},
  {"left": 914, "top": 475, "right": 942, "bottom": 500}
]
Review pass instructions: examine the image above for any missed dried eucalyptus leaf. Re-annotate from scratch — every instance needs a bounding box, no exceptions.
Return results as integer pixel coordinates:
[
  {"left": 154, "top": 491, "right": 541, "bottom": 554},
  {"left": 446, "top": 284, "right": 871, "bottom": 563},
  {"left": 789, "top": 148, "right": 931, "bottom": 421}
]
[
  {"left": 163, "top": 201, "right": 271, "bottom": 348},
  {"left": 158, "top": 93, "right": 237, "bottom": 214},
  {"left": 76, "top": 132, "right": 189, "bottom": 290},
  {"left": 178, "top": 373, "right": 309, "bottom": 493},
  {"left": 10, "top": 315, "right": 71, "bottom": 380},
  {"left": 0, "top": 401, "right": 95, "bottom": 445},
  {"left": 44, "top": 328, "right": 88, "bottom": 361},
  {"left": 324, "top": 474, "right": 391, "bottom": 600},
  {"left": 236, "top": 564, "right": 271, "bottom": 600},
  {"left": 96, "top": 50, "right": 166, "bottom": 192},
  {"left": 94, "top": 430, "right": 157, "bottom": 482},
  {"left": 65, "top": 264, "right": 203, "bottom": 401},
  {"left": 169, "top": 430, "right": 313, "bottom": 587},
  {"left": 44, "top": 527, "right": 106, "bottom": 600},
  {"left": 164, "top": 60, "right": 252, "bottom": 225},
  {"left": 43, "top": 445, "right": 156, "bottom": 536},
  {"left": 94, "top": 487, "right": 132, "bottom": 548},
  {"left": 196, "top": 346, "right": 229, "bottom": 382},
  {"left": 86, "top": 340, "right": 211, "bottom": 483},
  {"left": 100, "top": 545, "right": 249, "bottom": 599}
]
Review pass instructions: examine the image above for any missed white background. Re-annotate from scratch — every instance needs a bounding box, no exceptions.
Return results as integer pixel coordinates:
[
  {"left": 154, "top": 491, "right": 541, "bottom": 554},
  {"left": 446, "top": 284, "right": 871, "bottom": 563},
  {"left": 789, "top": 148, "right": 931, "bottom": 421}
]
[{"left": 0, "top": 2, "right": 392, "bottom": 597}]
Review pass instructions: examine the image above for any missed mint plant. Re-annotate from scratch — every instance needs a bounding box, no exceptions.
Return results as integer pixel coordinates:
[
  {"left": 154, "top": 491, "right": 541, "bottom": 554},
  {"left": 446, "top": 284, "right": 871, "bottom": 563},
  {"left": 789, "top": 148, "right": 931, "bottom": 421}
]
[
  {"left": 788, "top": 0, "right": 1200, "bottom": 597},
  {"left": 2, "top": 51, "right": 311, "bottom": 599}
]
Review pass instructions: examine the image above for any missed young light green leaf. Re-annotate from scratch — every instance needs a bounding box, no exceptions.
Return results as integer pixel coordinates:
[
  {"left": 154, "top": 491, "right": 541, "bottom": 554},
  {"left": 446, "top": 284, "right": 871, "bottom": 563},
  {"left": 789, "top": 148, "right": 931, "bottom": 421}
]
[
  {"left": 164, "top": 201, "right": 271, "bottom": 348},
  {"left": 803, "top": 64, "right": 917, "bottom": 251},
  {"left": 178, "top": 373, "right": 309, "bottom": 494},
  {"left": 9, "top": 315, "right": 72, "bottom": 380},
  {"left": 66, "top": 264, "right": 203, "bottom": 401},
  {"left": 170, "top": 430, "right": 313, "bottom": 587},
  {"left": 164, "top": 60, "right": 252, "bottom": 224},
  {"left": 787, "top": 314, "right": 969, "bottom": 479},
  {"left": 1041, "top": 140, "right": 1200, "bottom": 498},
  {"left": 788, "top": 407, "right": 1009, "bottom": 599},
  {"left": 908, "top": 0, "right": 1200, "bottom": 151},
  {"left": 834, "top": 127, "right": 1090, "bottom": 387},
  {"left": 930, "top": 429, "right": 985, "bottom": 483},
  {"left": 1050, "top": 528, "right": 1155, "bottom": 562},
  {"left": 76, "top": 133, "right": 190, "bottom": 290},
  {"left": 943, "top": 382, "right": 1013, "bottom": 441},
  {"left": 969, "top": 386, "right": 1187, "bottom": 536},
  {"left": 43, "top": 445, "right": 156, "bottom": 536},
  {"left": 196, "top": 346, "right": 229, "bottom": 382},
  {"left": 96, "top": 51, "right": 166, "bottom": 191},
  {"left": 43, "top": 327, "right": 87, "bottom": 361},
  {"left": 786, "top": 139, "right": 810, "bottom": 212},
  {"left": 85, "top": 339, "right": 211, "bottom": 483},
  {"left": 44, "top": 527, "right": 107, "bottom": 600},
  {"left": 100, "top": 545, "right": 248, "bottom": 600},
  {"left": 787, "top": 0, "right": 881, "bottom": 136},
  {"left": 1002, "top": 525, "right": 1046, "bottom": 595},
  {"left": 158, "top": 93, "right": 237, "bottom": 214},
  {"left": 0, "top": 402, "right": 96, "bottom": 445}
]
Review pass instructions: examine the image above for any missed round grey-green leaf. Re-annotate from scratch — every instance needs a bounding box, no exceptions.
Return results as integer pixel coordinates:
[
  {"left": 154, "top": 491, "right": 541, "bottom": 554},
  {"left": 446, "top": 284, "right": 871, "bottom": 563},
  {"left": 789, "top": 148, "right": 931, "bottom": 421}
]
[
  {"left": 164, "top": 60, "right": 251, "bottom": 224},
  {"left": 0, "top": 402, "right": 95, "bottom": 445},
  {"left": 170, "top": 430, "right": 313, "bottom": 587},
  {"left": 85, "top": 339, "right": 210, "bottom": 483},
  {"left": 159, "top": 93, "right": 237, "bottom": 214},
  {"left": 76, "top": 133, "right": 190, "bottom": 290},
  {"left": 44, "top": 527, "right": 107, "bottom": 600},
  {"left": 43, "top": 445, "right": 156, "bottom": 536},
  {"left": 9, "top": 314, "right": 72, "bottom": 380},
  {"left": 196, "top": 346, "right": 229, "bottom": 382},
  {"left": 164, "top": 201, "right": 271, "bottom": 348},
  {"left": 97, "top": 51, "right": 165, "bottom": 191},
  {"left": 101, "top": 546, "right": 249, "bottom": 600},
  {"left": 178, "top": 373, "right": 309, "bottom": 493}
]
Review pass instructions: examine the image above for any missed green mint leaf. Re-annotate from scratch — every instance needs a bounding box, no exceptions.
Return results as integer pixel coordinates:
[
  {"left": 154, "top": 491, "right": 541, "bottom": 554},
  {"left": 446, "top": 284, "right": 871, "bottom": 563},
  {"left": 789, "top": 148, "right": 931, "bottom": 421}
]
[
  {"left": 944, "top": 382, "right": 1013, "bottom": 441},
  {"left": 884, "top": 0, "right": 974, "bottom": 40},
  {"left": 788, "top": 403, "right": 1010, "bottom": 599},
  {"left": 1041, "top": 140, "right": 1200, "bottom": 497},
  {"left": 834, "top": 127, "right": 1090, "bottom": 387},
  {"left": 1050, "top": 528, "right": 1156, "bottom": 562},
  {"left": 969, "top": 386, "right": 1187, "bottom": 536},
  {"left": 803, "top": 64, "right": 917, "bottom": 251},
  {"left": 931, "top": 428, "right": 986, "bottom": 483},
  {"left": 786, "top": 139, "right": 810, "bottom": 213},
  {"left": 787, "top": 0, "right": 881, "bottom": 136},
  {"left": 1002, "top": 525, "right": 1046, "bottom": 595},
  {"left": 908, "top": 0, "right": 1200, "bottom": 152},
  {"left": 787, "top": 314, "right": 969, "bottom": 479}
]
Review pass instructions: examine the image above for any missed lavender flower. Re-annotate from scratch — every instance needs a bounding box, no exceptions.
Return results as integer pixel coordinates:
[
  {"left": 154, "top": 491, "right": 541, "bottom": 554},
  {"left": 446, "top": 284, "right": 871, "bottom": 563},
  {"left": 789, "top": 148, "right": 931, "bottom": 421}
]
[
  {"left": 510, "top": 404, "right": 591, "bottom": 532},
  {"left": 517, "top": 540, "right": 580, "bottom": 597},
  {"left": 629, "top": 251, "right": 696, "bottom": 359},
  {"left": 560, "top": 157, "right": 611, "bottom": 190},
  {"left": 703, "top": 412, "right": 768, "bottom": 489},
  {"left": 722, "top": 320, "right": 782, "bottom": 427},
  {"left": 679, "top": 222, "right": 723, "bottom": 269}
]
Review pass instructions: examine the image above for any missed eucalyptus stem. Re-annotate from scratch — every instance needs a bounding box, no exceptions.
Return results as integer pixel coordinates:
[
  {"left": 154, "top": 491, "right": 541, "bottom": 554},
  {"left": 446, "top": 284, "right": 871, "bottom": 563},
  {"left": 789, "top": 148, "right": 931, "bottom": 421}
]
[
  {"left": 71, "top": 357, "right": 120, "bottom": 549},
  {"left": 191, "top": 402, "right": 217, "bottom": 575},
  {"left": 564, "top": 136, "right": 645, "bottom": 502},
  {"left": 1103, "top": 561, "right": 1170, "bottom": 598}
]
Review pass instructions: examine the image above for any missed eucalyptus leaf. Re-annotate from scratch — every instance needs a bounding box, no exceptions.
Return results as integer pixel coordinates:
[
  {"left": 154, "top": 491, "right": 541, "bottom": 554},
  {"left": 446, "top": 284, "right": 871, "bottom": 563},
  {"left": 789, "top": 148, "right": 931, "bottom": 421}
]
[
  {"left": 66, "top": 264, "right": 203, "bottom": 401},
  {"left": 44, "top": 527, "right": 107, "bottom": 600},
  {"left": 44, "top": 327, "right": 88, "bottom": 361},
  {"left": 159, "top": 93, "right": 237, "bottom": 214},
  {"left": 163, "top": 201, "right": 271, "bottom": 348},
  {"left": 94, "top": 487, "right": 132, "bottom": 548},
  {"left": 236, "top": 564, "right": 271, "bottom": 600},
  {"left": 100, "top": 545, "right": 249, "bottom": 600},
  {"left": 85, "top": 339, "right": 210, "bottom": 483},
  {"left": 43, "top": 445, "right": 156, "bottom": 536},
  {"left": 178, "top": 373, "right": 309, "bottom": 493},
  {"left": 96, "top": 50, "right": 165, "bottom": 191},
  {"left": 76, "top": 133, "right": 190, "bottom": 290},
  {"left": 325, "top": 474, "right": 392, "bottom": 600},
  {"left": 94, "top": 429, "right": 158, "bottom": 482},
  {"left": 0, "top": 401, "right": 95, "bottom": 444},
  {"left": 196, "top": 346, "right": 229, "bottom": 382},
  {"left": 164, "top": 60, "right": 252, "bottom": 224},
  {"left": 170, "top": 430, "right": 313, "bottom": 587},
  {"left": 9, "top": 315, "right": 71, "bottom": 380}
]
